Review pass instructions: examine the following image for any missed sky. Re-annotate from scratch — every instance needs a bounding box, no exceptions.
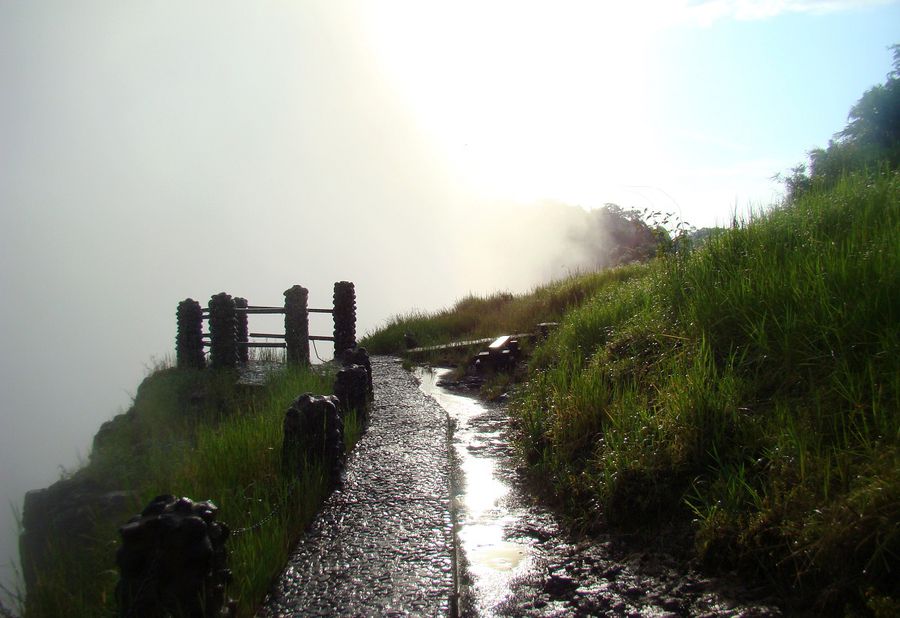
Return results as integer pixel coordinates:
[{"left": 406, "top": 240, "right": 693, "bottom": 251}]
[{"left": 0, "top": 0, "right": 898, "bottom": 604}]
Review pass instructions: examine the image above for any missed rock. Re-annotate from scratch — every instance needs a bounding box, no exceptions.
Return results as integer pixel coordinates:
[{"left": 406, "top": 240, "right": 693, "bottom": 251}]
[{"left": 19, "top": 476, "right": 138, "bottom": 598}]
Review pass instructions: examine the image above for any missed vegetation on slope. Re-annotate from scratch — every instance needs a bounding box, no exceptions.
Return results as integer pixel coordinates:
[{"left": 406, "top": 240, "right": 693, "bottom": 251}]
[
  {"left": 361, "top": 263, "right": 649, "bottom": 355},
  {"left": 24, "top": 361, "right": 360, "bottom": 618},
  {"left": 518, "top": 171, "right": 898, "bottom": 613},
  {"left": 363, "top": 48, "right": 900, "bottom": 614},
  {"left": 366, "top": 170, "right": 898, "bottom": 614}
]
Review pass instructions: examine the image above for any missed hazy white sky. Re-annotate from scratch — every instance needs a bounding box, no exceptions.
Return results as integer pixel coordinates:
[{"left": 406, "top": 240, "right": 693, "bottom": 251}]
[{"left": 0, "top": 0, "right": 898, "bottom": 599}]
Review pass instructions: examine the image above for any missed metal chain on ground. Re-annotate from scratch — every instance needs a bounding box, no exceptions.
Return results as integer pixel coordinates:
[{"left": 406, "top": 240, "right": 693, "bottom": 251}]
[{"left": 230, "top": 480, "right": 299, "bottom": 536}]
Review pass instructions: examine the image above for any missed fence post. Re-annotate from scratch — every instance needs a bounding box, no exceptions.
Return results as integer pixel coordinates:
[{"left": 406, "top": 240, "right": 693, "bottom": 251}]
[
  {"left": 116, "top": 495, "right": 235, "bottom": 617},
  {"left": 333, "top": 281, "right": 357, "bottom": 356},
  {"left": 283, "top": 285, "right": 310, "bottom": 365},
  {"left": 208, "top": 293, "right": 238, "bottom": 369},
  {"left": 176, "top": 298, "right": 205, "bottom": 369},
  {"left": 282, "top": 394, "right": 344, "bottom": 482},
  {"left": 234, "top": 297, "right": 249, "bottom": 365}
]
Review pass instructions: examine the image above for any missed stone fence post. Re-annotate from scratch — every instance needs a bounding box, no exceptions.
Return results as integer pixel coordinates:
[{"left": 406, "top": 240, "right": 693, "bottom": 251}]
[
  {"left": 282, "top": 394, "right": 344, "bottom": 481},
  {"left": 284, "top": 285, "right": 310, "bottom": 365},
  {"left": 208, "top": 293, "right": 238, "bottom": 369},
  {"left": 116, "top": 495, "right": 235, "bottom": 617},
  {"left": 333, "top": 281, "right": 356, "bottom": 356},
  {"left": 234, "top": 297, "right": 249, "bottom": 364},
  {"left": 176, "top": 298, "right": 205, "bottom": 369},
  {"left": 334, "top": 365, "right": 370, "bottom": 427}
]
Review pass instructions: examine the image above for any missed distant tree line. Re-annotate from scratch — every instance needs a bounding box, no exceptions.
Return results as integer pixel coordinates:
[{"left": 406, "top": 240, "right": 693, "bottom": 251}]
[{"left": 781, "top": 44, "right": 900, "bottom": 200}]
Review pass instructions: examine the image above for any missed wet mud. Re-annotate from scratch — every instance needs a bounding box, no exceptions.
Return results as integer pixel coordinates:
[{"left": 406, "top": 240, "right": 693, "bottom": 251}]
[{"left": 419, "top": 366, "right": 782, "bottom": 618}]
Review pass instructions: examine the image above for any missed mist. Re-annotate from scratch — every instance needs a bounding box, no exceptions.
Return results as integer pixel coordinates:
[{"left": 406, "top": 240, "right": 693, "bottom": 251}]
[
  {"left": 3, "top": 0, "right": 896, "bottom": 606},
  {"left": 0, "top": 2, "right": 620, "bottom": 598}
]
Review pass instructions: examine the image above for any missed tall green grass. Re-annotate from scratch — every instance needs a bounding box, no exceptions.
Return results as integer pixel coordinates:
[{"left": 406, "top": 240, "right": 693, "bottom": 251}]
[
  {"left": 360, "top": 170, "right": 899, "bottom": 611},
  {"left": 361, "top": 264, "right": 648, "bottom": 354},
  {"left": 512, "top": 171, "right": 899, "bottom": 612},
  {"left": 25, "top": 362, "right": 360, "bottom": 617}
]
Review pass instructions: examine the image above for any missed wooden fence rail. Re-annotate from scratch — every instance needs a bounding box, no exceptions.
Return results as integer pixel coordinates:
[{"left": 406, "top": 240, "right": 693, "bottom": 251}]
[{"left": 176, "top": 281, "right": 356, "bottom": 369}]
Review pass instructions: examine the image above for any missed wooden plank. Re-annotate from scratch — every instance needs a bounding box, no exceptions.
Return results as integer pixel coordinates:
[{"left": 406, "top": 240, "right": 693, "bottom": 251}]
[
  {"left": 406, "top": 337, "right": 494, "bottom": 354},
  {"left": 249, "top": 333, "right": 286, "bottom": 339},
  {"left": 406, "top": 333, "right": 534, "bottom": 355},
  {"left": 309, "top": 335, "right": 335, "bottom": 342},
  {"left": 488, "top": 335, "right": 511, "bottom": 351}
]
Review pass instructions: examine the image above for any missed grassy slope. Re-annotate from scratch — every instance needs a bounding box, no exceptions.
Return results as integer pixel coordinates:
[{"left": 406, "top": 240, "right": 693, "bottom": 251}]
[
  {"left": 362, "top": 263, "right": 649, "bottom": 354},
  {"left": 26, "top": 362, "right": 359, "bottom": 617},
  {"left": 364, "top": 171, "right": 899, "bottom": 614}
]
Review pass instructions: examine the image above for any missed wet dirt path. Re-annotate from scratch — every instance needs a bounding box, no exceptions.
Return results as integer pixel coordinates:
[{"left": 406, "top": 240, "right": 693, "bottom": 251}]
[
  {"left": 419, "top": 366, "right": 782, "bottom": 618},
  {"left": 259, "top": 357, "right": 455, "bottom": 616},
  {"left": 260, "top": 359, "right": 782, "bottom": 617}
]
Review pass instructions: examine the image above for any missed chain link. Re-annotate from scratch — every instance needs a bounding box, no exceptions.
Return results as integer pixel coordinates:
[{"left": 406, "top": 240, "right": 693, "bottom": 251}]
[{"left": 230, "top": 481, "right": 298, "bottom": 536}]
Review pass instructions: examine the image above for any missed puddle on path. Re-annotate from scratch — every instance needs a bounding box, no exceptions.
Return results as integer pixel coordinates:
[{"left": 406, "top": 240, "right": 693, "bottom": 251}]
[
  {"left": 416, "top": 366, "right": 783, "bottom": 617},
  {"left": 417, "top": 367, "right": 531, "bottom": 615}
]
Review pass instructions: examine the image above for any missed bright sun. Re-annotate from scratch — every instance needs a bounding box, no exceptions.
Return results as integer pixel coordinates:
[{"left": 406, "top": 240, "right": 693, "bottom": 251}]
[{"left": 359, "top": 1, "right": 665, "bottom": 205}]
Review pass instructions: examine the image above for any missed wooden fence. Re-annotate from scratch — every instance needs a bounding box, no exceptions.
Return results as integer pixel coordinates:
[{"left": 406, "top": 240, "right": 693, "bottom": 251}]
[{"left": 175, "top": 281, "right": 357, "bottom": 368}]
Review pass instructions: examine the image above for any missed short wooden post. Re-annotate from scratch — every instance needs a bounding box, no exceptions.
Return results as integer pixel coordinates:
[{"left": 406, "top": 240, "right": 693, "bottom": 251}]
[
  {"left": 333, "top": 281, "right": 356, "bottom": 356},
  {"left": 234, "top": 297, "right": 249, "bottom": 364},
  {"left": 283, "top": 285, "right": 310, "bottom": 365},
  {"left": 208, "top": 293, "right": 238, "bottom": 369},
  {"left": 176, "top": 298, "right": 205, "bottom": 369}
]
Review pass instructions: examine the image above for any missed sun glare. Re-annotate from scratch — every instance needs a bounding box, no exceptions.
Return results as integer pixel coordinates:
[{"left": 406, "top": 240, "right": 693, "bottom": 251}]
[{"left": 360, "top": 2, "right": 662, "bottom": 204}]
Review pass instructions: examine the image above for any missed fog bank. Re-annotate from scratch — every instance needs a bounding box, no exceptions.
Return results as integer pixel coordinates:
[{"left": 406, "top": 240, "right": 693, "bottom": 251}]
[
  {"left": 0, "top": 3, "right": 625, "bottom": 600},
  {"left": 3, "top": 0, "right": 896, "bottom": 606}
]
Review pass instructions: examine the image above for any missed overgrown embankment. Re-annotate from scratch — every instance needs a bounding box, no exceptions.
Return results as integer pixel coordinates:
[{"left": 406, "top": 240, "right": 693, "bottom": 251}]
[
  {"left": 363, "top": 171, "right": 899, "bottom": 614},
  {"left": 362, "top": 263, "right": 648, "bottom": 354},
  {"left": 21, "top": 362, "right": 359, "bottom": 617}
]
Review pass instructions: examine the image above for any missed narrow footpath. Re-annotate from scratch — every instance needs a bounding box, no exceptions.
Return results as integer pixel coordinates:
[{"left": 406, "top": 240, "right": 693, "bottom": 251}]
[
  {"left": 260, "top": 358, "right": 782, "bottom": 617},
  {"left": 259, "top": 357, "right": 455, "bottom": 616}
]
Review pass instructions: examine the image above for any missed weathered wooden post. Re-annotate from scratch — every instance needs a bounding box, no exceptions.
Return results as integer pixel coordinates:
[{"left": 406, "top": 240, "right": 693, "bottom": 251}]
[
  {"left": 333, "top": 281, "right": 357, "bottom": 356},
  {"left": 284, "top": 285, "right": 310, "bottom": 365},
  {"left": 176, "top": 298, "right": 205, "bottom": 369},
  {"left": 234, "top": 297, "right": 249, "bottom": 365},
  {"left": 208, "top": 293, "right": 238, "bottom": 369}
]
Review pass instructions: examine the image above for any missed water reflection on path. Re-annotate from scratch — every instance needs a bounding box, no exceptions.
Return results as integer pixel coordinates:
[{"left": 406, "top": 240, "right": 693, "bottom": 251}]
[
  {"left": 417, "top": 366, "right": 783, "bottom": 617},
  {"left": 417, "top": 367, "right": 530, "bottom": 615}
]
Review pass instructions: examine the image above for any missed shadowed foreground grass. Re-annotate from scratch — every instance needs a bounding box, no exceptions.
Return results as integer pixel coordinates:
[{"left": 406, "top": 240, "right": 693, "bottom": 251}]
[
  {"left": 364, "top": 171, "right": 899, "bottom": 615},
  {"left": 24, "top": 362, "right": 360, "bottom": 618}
]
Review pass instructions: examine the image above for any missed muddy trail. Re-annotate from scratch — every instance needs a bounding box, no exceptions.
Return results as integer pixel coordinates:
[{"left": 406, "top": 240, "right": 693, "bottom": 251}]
[{"left": 261, "top": 358, "right": 781, "bottom": 617}]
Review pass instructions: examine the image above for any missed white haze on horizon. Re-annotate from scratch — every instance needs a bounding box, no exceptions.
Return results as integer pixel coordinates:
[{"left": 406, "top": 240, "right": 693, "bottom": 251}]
[
  {"left": 0, "top": 3, "right": 648, "bottom": 600},
  {"left": 2, "top": 0, "right": 896, "bottom": 606}
]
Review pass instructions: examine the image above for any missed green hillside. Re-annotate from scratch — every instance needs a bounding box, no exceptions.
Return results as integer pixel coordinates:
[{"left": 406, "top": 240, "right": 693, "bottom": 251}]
[
  {"left": 22, "top": 363, "right": 360, "bottom": 617},
  {"left": 362, "top": 49, "right": 900, "bottom": 614}
]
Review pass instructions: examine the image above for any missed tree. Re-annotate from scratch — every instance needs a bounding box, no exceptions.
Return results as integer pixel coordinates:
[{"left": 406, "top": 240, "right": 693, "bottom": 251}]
[
  {"left": 838, "top": 44, "right": 900, "bottom": 160},
  {"left": 780, "top": 44, "right": 900, "bottom": 200}
]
